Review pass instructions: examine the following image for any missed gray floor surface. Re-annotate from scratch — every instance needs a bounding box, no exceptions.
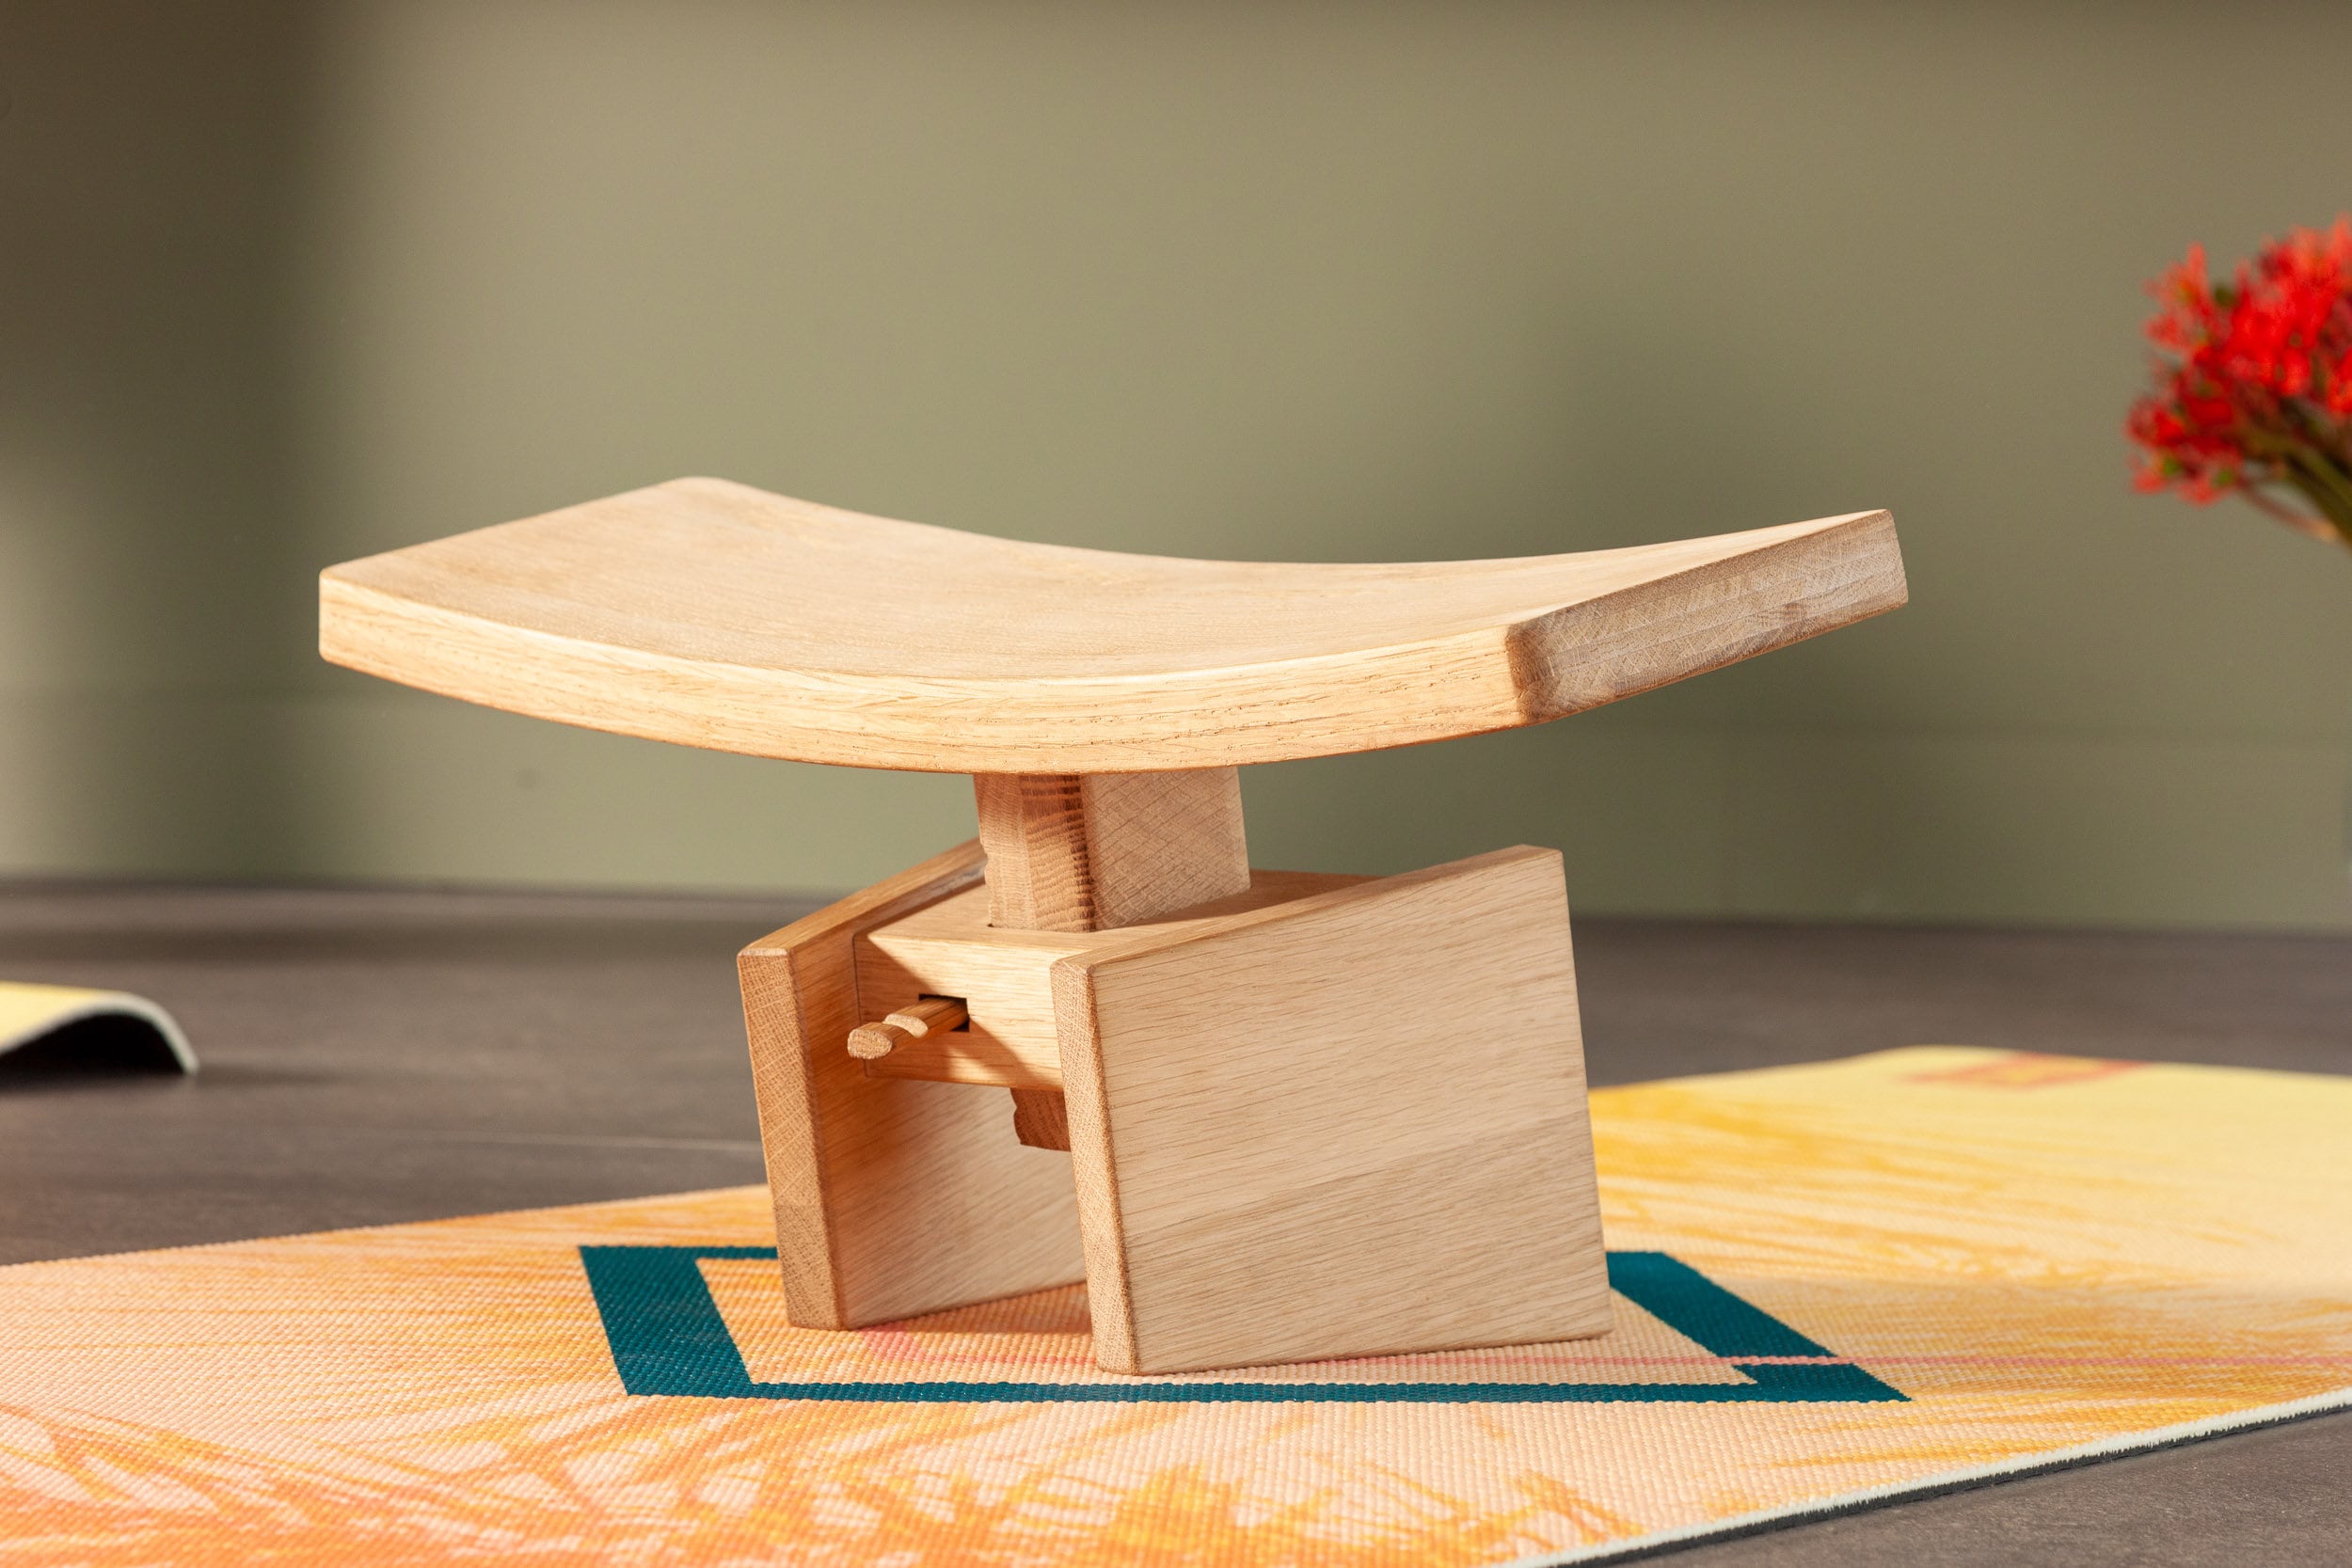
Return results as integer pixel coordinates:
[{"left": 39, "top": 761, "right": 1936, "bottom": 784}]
[{"left": 1, "top": 880, "right": 2346, "bottom": 1563}]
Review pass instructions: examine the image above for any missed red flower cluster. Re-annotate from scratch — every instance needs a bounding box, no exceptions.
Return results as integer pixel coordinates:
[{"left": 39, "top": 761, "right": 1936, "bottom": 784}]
[{"left": 2126, "top": 218, "right": 2352, "bottom": 548}]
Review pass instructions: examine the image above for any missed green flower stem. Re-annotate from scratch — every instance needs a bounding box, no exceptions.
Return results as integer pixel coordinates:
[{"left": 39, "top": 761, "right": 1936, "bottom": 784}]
[
  {"left": 2278, "top": 436, "right": 2352, "bottom": 535},
  {"left": 2232, "top": 423, "right": 2352, "bottom": 548},
  {"left": 2282, "top": 469, "right": 2352, "bottom": 548}
]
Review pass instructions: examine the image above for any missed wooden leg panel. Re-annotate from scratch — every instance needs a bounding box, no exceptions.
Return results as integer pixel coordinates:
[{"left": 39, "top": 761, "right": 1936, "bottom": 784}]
[
  {"left": 1050, "top": 846, "right": 1612, "bottom": 1374},
  {"left": 739, "top": 840, "right": 1085, "bottom": 1327}
]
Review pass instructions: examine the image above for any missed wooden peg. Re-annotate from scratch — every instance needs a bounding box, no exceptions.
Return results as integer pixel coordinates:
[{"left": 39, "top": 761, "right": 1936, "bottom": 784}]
[{"left": 848, "top": 994, "right": 967, "bottom": 1061}]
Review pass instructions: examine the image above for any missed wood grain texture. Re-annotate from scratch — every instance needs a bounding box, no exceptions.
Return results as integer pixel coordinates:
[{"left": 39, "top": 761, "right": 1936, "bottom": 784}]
[
  {"left": 974, "top": 768, "right": 1249, "bottom": 932},
  {"left": 318, "top": 477, "right": 1905, "bottom": 773},
  {"left": 1050, "top": 846, "right": 1612, "bottom": 1374},
  {"left": 855, "top": 871, "right": 1363, "bottom": 1090},
  {"left": 737, "top": 840, "right": 1083, "bottom": 1327},
  {"left": 1009, "top": 1089, "right": 1072, "bottom": 1151}
]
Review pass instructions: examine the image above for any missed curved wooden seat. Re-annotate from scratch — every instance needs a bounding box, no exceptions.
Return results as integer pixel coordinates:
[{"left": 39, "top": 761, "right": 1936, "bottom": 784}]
[{"left": 319, "top": 477, "right": 1903, "bottom": 773}]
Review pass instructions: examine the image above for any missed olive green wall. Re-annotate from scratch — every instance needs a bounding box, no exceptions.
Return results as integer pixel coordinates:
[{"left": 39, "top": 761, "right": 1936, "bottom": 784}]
[
  {"left": 7, "top": 1, "right": 2351, "bottom": 927},
  {"left": 1, "top": 1, "right": 315, "bottom": 879}
]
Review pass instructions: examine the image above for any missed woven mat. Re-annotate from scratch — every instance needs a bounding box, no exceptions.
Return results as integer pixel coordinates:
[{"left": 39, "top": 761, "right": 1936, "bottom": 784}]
[{"left": 2, "top": 1046, "right": 2345, "bottom": 1564}]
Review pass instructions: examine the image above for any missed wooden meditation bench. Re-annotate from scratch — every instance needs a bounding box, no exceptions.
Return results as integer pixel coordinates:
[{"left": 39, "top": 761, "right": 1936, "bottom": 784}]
[{"left": 320, "top": 477, "right": 1906, "bottom": 1375}]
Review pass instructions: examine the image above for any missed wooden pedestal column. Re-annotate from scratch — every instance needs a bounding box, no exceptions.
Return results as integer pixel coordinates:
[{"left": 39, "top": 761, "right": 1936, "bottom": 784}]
[
  {"left": 972, "top": 768, "right": 1251, "bottom": 933},
  {"left": 974, "top": 768, "right": 1249, "bottom": 1149}
]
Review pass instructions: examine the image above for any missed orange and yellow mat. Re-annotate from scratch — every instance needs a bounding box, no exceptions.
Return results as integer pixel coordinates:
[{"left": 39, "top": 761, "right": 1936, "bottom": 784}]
[{"left": 1, "top": 1046, "right": 2345, "bottom": 1564}]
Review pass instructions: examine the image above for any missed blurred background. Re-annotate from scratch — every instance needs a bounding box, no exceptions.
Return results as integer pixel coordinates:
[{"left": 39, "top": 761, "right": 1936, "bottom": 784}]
[{"left": 4, "top": 0, "right": 2349, "bottom": 928}]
